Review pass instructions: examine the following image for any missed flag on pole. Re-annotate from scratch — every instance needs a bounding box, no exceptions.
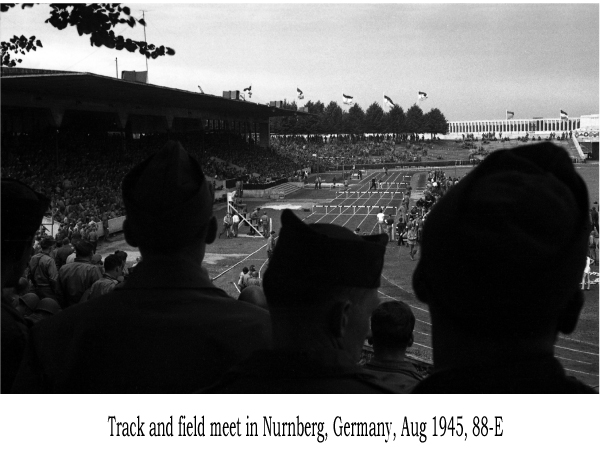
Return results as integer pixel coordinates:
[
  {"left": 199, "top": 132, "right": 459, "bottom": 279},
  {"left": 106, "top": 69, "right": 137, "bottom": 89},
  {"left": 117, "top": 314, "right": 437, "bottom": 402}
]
[
  {"left": 243, "top": 85, "right": 252, "bottom": 99},
  {"left": 418, "top": 91, "right": 428, "bottom": 102},
  {"left": 560, "top": 110, "right": 568, "bottom": 120},
  {"left": 343, "top": 94, "right": 354, "bottom": 105},
  {"left": 506, "top": 110, "right": 514, "bottom": 120},
  {"left": 297, "top": 88, "right": 304, "bottom": 100},
  {"left": 383, "top": 94, "right": 395, "bottom": 109}
]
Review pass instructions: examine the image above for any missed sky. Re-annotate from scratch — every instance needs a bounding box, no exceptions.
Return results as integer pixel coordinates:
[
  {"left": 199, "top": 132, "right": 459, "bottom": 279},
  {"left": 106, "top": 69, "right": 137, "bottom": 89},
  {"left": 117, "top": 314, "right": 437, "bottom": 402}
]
[{"left": 1, "top": 2, "right": 598, "bottom": 121}]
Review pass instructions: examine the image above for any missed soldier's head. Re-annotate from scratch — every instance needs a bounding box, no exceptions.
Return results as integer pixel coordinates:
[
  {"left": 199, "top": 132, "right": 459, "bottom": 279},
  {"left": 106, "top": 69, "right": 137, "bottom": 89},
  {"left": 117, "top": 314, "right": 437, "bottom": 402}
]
[
  {"left": 122, "top": 141, "right": 216, "bottom": 259},
  {"left": 370, "top": 300, "right": 415, "bottom": 355},
  {"left": 413, "top": 143, "right": 590, "bottom": 366},
  {"left": 1, "top": 179, "right": 49, "bottom": 289},
  {"left": 263, "top": 210, "right": 387, "bottom": 361}
]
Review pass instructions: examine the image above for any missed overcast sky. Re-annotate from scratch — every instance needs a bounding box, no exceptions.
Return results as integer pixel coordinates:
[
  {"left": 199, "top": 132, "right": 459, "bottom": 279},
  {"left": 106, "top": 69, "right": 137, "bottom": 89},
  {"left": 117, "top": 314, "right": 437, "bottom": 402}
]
[{"left": 1, "top": 2, "right": 598, "bottom": 120}]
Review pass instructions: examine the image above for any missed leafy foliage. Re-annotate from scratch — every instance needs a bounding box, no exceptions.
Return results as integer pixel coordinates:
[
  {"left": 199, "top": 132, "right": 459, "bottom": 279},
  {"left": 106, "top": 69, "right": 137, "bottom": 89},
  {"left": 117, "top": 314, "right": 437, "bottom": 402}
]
[
  {"left": 1, "top": 3, "right": 175, "bottom": 67},
  {"left": 270, "top": 98, "right": 448, "bottom": 136}
]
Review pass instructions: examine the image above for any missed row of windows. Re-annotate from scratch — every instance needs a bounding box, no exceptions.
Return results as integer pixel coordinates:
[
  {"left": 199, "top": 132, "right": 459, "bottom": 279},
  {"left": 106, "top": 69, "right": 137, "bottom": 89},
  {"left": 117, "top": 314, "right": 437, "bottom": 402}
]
[{"left": 449, "top": 119, "right": 580, "bottom": 134}]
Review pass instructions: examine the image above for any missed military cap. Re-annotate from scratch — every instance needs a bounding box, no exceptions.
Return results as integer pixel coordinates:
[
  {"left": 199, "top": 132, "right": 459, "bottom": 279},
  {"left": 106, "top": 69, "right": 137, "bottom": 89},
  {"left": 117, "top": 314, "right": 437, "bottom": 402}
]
[
  {"left": 414, "top": 142, "right": 590, "bottom": 323},
  {"left": 122, "top": 141, "right": 213, "bottom": 249},
  {"left": 263, "top": 209, "right": 387, "bottom": 299},
  {"left": 1, "top": 179, "right": 49, "bottom": 242}
]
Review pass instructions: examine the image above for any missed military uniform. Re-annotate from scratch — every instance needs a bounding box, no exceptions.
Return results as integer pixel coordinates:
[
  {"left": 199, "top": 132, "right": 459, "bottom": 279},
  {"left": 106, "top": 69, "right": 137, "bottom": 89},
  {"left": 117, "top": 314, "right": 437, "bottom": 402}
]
[
  {"left": 13, "top": 257, "right": 271, "bottom": 393},
  {"left": 27, "top": 253, "right": 60, "bottom": 301},
  {"left": 361, "top": 358, "right": 423, "bottom": 394},
  {"left": 58, "top": 258, "right": 102, "bottom": 307},
  {"left": 205, "top": 349, "right": 394, "bottom": 394}
]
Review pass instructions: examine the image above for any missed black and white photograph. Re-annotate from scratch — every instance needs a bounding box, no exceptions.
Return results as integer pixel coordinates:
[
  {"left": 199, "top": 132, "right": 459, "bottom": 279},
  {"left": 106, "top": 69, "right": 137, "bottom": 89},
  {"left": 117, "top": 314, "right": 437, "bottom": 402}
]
[{"left": 1, "top": 2, "right": 598, "bottom": 456}]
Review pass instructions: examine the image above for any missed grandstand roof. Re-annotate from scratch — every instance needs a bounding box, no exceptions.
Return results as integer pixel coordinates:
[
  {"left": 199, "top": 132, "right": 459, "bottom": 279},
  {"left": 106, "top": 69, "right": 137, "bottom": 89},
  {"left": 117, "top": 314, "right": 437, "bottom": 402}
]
[{"left": 1, "top": 67, "right": 305, "bottom": 119}]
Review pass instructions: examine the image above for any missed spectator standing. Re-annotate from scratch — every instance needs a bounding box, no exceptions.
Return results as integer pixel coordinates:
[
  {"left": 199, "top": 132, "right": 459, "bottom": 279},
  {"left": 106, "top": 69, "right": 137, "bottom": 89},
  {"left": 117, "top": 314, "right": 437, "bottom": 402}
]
[
  {"left": 88, "top": 223, "right": 98, "bottom": 254},
  {"left": 232, "top": 212, "right": 240, "bottom": 237},
  {"left": 385, "top": 214, "right": 395, "bottom": 241},
  {"left": 57, "top": 240, "right": 102, "bottom": 308},
  {"left": 25, "top": 236, "right": 60, "bottom": 302},
  {"left": 376, "top": 208, "right": 386, "bottom": 234},
  {"left": 260, "top": 211, "right": 269, "bottom": 237},
  {"left": 407, "top": 224, "right": 418, "bottom": 260},
  {"left": 87, "top": 254, "right": 122, "bottom": 301},
  {"left": 54, "top": 239, "right": 74, "bottom": 271},
  {"left": 101, "top": 212, "right": 111, "bottom": 243},
  {"left": 267, "top": 230, "right": 276, "bottom": 259},
  {"left": 219, "top": 213, "right": 232, "bottom": 238}
]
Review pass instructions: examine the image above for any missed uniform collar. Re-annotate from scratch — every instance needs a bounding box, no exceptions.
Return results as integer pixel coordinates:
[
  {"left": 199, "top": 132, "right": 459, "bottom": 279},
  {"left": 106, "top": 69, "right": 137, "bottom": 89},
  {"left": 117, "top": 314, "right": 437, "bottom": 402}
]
[{"left": 121, "top": 258, "right": 217, "bottom": 290}]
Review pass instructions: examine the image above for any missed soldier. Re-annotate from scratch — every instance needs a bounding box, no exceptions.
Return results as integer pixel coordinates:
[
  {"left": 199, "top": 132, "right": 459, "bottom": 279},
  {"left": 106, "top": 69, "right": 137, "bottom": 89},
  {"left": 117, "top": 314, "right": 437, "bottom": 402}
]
[
  {"left": 412, "top": 143, "right": 595, "bottom": 393},
  {"left": 13, "top": 141, "right": 271, "bottom": 393},
  {"left": 206, "top": 209, "right": 393, "bottom": 394},
  {"left": 26, "top": 236, "right": 60, "bottom": 302}
]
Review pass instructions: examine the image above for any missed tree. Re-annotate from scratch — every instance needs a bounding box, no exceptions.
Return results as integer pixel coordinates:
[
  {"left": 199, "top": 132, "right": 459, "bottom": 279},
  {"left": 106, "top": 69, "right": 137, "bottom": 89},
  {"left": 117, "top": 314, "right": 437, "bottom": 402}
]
[
  {"left": 405, "top": 104, "right": 425, "bottom": 133},
  {"left": 364, "top": 102, "right": 384, "bottom": 134},
  {"left": 1, "top": 3, "right": 175, "bottom": 67},
  {"left": 425, "top": 108, "right": 449, "bottom": 135},
  {"left": 384, "top": 104, "right": 405, "bottom": 135},
  {"left": 343, "top": 104, "right": 365, "bottom": 135},
  {"left": 321, "top": 101, "right": 343, "bottom": 134}
]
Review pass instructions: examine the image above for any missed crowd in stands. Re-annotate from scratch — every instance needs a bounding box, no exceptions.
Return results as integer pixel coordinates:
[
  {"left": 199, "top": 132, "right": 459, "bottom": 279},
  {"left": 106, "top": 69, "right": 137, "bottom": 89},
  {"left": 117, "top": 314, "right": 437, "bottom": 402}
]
[
  {"left": 270, "top": 133, "right": 444, "bottom": 171},
  {"left": 2, "top": 140, "right": 597, "bottom": 395},
  {"left": 0, "top": 130, "right": 305, "bottom": 229}
]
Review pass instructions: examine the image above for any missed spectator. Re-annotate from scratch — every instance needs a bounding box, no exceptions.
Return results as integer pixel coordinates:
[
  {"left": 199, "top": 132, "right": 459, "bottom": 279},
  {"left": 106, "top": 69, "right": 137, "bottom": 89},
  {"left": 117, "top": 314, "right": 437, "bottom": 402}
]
[
  {"left": 260, "top": 211, "right": 269, "bottom": 237},
  {"left": 238, "top": 267, "right": 250, "bottom": 290},
  {"left": 55, "top": 238, "right": 74, "bottom": 270},
  {"left": 581, "top": 256, "right": 592, "bottom": 291},
  {"left": 361, "top": 300, "right": 423, "bottom": 393},
  {"left": 25, "top": 236, "right": 60, "bottom": 302},
  {"left": 1, "top": 178, "right": 49, "bottom": 393},
  {"left": 412, "top": 143, "right": 595, "bottom": 393},
  {"left": 88, "top": 254, "right": 122, "bottom": 301},
  {"left": 232, "top": 212, "right": 240, "bottom": 237},
  {"left": 219, "top": 213, "right": 232, "bottom": 239},
  {"left": 407, "top": 224, "right": 418, "bottom": 260},
  {"left": 267, "top": 230, "right": 276, "bottom": 259},
  {"left": 57, "top": 240, "right": 102, "bottom": 308},
  {"left": 206, "top": 209, "right": 393, "bottom": 393},
  {"left": 13, "top": 141, "right": 271, "bottom": 393},
  {"left": 376, "top": 208, "right": 385, "bottom": 234},
  {"left": 385, "top": 214, "right": 395, "bottom": 241},
  {"left": 24, "top": 298, "right": 61, "bottom": 328},
  {"left": 246, "top": 271, "right": 262, "bottom": 288},
  {"left": 238, "top": 286, "right": 268, "bottom": 311}
]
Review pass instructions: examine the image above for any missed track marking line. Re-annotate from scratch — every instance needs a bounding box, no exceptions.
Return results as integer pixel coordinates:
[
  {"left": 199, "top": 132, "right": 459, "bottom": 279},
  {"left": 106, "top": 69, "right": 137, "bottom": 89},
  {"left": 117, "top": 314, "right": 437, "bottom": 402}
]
[{"left": 554, "top": 345, "right": 599, "bottom": 356}]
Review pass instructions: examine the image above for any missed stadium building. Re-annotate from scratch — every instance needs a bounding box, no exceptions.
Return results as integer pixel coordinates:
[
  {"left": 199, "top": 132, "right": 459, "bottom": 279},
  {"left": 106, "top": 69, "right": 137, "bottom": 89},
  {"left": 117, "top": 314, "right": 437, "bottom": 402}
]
[
  {"left": 444, "top": 114, "right": 599, "bottom": 159},
  {"left": 1, "top": 67, "right": 305, "bottom": 146}
]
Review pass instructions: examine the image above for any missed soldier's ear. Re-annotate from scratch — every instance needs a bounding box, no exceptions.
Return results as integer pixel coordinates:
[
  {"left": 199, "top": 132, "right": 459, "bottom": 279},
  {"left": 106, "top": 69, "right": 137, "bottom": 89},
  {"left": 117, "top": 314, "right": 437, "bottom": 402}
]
[{"left": 329, "top": 300, "right": 351, "bottom": 338}]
